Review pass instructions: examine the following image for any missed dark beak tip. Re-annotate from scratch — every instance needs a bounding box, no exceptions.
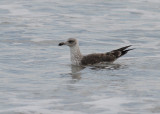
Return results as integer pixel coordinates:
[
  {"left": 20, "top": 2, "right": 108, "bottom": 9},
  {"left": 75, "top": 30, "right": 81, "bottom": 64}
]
[{"left": 58, "top": 42, "right": 64, "bottom": 46}]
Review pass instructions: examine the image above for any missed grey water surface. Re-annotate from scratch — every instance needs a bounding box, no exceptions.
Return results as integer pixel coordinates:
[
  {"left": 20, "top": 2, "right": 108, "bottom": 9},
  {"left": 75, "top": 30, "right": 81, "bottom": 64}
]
[{"left": 0, "top": 0, "right": 160, "bottom": 114}]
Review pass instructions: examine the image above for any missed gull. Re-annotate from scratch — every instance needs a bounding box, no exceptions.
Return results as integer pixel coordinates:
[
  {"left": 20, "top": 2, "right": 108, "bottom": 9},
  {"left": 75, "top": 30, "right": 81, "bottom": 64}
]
[{"left": 59, "top": 38, "right": 133, "bottom": 66}]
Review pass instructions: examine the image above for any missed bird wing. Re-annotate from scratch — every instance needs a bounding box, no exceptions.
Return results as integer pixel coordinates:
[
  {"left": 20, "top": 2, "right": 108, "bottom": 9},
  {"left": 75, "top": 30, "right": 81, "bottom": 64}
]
[
  {"left": 81, "top": 53, "right": 116, "bottom": 65},
  {"left": 81, "top": 45, "right": 133, "bottom": 65}
]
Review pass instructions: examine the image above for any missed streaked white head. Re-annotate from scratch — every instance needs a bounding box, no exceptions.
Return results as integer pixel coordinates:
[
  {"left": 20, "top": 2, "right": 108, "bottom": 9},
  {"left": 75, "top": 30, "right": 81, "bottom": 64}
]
[
  {"left": 59, "top": 38, "right": 78, "bottom": 47},
  {"left": 59, "top": 38, "right": 82, "bottom": 65}
]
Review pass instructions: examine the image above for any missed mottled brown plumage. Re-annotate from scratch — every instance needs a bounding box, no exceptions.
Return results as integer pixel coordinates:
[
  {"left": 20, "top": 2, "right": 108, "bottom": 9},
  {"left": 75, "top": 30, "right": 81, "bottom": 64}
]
[
  {"left": 59, "top": 38, "right": 133, "bottom": 66},
  {"left": 81, "top": 45, "right": 133, "bottom": 65}
]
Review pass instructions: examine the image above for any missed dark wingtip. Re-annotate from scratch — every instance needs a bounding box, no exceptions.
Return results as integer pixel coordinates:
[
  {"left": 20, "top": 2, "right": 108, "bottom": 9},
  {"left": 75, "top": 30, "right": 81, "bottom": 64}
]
[
  {"left": 58, "top": 42, "right": 64, "bottom": 46},
  {"left": 116, "top": 45, "right": 132, "bottom": 51},
  {"left": 124, "top": 45, "right": 132, "bottom": 49},
  {"left": 127, "top": 48, "right": 135, "bottom": 51},
  {"left": 120, "top": 48, "right": 135, "bottom": 57}
]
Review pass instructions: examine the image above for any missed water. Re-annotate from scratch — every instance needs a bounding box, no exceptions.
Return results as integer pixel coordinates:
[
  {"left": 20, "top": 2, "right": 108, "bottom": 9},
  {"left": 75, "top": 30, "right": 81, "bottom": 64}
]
[{"left": 0, "top": 0, "right": 160, "bottom": 113}]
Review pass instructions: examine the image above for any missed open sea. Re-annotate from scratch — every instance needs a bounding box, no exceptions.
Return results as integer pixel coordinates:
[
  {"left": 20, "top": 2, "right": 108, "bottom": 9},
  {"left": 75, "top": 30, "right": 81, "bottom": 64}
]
[{"left": 0, "top": 0, "right": 160, "bottom": 114}]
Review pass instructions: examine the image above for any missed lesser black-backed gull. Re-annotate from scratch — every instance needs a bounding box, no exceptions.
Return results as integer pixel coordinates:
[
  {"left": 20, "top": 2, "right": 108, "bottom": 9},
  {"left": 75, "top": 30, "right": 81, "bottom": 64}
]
[{"left": 59, "top": 38, "right": 133, "bottom": 66}]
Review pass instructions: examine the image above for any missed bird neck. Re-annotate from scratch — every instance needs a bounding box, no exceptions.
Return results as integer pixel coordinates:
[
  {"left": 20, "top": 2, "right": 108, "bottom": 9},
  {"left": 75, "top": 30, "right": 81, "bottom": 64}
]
[{"left": 70, "top": 44, "right": 83, "bottom": 65}]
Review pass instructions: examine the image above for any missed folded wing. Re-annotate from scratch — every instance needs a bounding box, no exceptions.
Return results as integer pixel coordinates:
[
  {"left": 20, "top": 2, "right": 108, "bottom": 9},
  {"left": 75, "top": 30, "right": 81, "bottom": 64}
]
[{"left": 81, "top": 45, "right": 133, "bottom": 65}]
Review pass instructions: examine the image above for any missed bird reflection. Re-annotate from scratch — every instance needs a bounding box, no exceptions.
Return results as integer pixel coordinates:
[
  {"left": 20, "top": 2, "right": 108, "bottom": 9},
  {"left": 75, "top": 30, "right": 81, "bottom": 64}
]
[
  {"left": 70, "top": 65, "right": 85, "bottom": 80},
  {"left": 69, "top": 63, "right": 126, "bottom": 81},
  {"left": 90, "top": 63, "right": 124, "bottom": 70}
]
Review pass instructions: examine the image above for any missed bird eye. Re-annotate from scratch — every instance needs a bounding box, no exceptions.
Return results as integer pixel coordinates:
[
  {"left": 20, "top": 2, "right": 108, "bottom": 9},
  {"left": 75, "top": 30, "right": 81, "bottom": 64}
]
[{"left": 68, "top": 40, "right": 74, "bottom": 43}]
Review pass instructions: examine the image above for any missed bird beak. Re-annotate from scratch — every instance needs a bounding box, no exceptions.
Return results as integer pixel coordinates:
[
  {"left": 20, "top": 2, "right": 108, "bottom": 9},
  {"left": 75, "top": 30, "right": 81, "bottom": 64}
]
[{"left": 58, "top": 42, "right": 65, "bottom": 46}]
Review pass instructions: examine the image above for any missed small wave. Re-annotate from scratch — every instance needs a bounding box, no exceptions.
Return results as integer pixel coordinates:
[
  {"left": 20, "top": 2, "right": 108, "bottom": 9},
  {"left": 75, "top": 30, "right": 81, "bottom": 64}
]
[{"left": 0, "top": 4, "right": 32, "bottom": 16}]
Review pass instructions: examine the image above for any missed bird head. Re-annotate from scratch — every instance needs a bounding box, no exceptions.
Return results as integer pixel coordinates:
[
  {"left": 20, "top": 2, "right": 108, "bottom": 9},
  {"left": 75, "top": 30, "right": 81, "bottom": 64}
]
[{"left": 59, "top": 38, "right": 78, "bottom": 47}]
